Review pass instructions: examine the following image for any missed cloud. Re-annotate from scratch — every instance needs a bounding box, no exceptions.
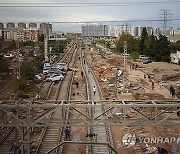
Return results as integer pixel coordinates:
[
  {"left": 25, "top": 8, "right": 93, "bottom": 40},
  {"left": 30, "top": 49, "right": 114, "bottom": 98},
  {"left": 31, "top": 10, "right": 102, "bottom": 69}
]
[{"left": 0, "top": 0, "right": 179, "bottom": 31}]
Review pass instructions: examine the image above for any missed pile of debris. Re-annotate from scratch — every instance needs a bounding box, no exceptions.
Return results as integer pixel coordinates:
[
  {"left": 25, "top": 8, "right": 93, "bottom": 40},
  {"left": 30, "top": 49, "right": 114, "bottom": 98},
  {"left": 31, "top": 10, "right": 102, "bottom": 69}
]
[{"left": 162, "top": 72, "right": 180, "bottom": 81}]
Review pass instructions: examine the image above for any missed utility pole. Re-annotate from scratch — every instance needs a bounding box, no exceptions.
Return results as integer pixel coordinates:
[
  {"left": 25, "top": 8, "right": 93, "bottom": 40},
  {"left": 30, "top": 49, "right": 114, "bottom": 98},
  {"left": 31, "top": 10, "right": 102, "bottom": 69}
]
[
  {"left": 44, "top": 23, "right": 49, "bottom": 62},
  {"left": 160, "top": 9, "right": 172, "bottom": 35},
  {"left": 16, "top": 40, "right": 20, "bottom": 80},
  {"left": 44, "top": 34, "right": 48, "bottom": 62},
  {"left": 125, "top": 23, "right": 128, "bottom": 34},
  {"left": 123, "top": 41, "right": 127, "bottom": 92},
  {"left": 49, "top": 47, "right": 52, "bottom": 64}
]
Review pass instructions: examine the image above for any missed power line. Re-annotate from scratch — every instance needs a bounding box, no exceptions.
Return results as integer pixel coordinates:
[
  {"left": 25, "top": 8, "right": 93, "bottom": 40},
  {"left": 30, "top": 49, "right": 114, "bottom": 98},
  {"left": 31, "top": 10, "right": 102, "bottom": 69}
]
[
  {"left": 160, "top": 9, "right": 173, "bottom": 34},
  {"left": 9, "top": 18, "right": 179, "bottom": 24},
  {"left": 0, "top": 18, "right": 180, "bottom": 24},
  {"left": 0, "top": 1, "right": 180, "bottom": 7}
]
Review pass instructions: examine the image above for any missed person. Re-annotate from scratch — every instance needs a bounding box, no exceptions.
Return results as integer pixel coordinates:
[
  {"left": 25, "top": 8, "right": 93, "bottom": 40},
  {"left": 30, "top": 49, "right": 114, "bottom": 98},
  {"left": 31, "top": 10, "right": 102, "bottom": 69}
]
[
  {"left": 64, "top": 127, "right": 70, "bottom": 140},
  {"left": 93, "top": 86, "right": 96, "bottom": 96},
  {"left": 177, "top": 107, "right": 180, "bottom": 117},
  {"left": 75, "top": 81, "right": 79, "bottom": 88},
  {"left": 144, "top": 73, "right": 146, "bottom": 79},
  {"left": 169, "top": 85, "right": 173, "bottom": 95},
  {"left": 81, "top": 71, "right": 83, "bottom": 78},
  {"left": 159, "top": 81, "right": 162, "bottom": 88},
  {"left": 172, "top": 87, "right": 175, "bottom": 97},
  {"left": 88, "top": 68, "right": 91, "bottom": 74},
  {"left": 152, "top": 81, "right": 154, "bottom": 90},
  {"left": 135, "top": 63, "right": 138, "bottom": 70},
  {"left": 154, "top": 147, "right": 168, "bottom": 154}
]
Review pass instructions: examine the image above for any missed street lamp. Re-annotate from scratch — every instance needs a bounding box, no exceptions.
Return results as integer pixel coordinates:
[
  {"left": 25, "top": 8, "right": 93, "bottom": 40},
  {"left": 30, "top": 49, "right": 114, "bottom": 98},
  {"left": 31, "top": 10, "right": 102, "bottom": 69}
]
[
  {"left": 16, "top": 39, "right": 20, "bottom": 80},
  {"left": 123, "top": 41, "right": 127, "bottom": 92}
]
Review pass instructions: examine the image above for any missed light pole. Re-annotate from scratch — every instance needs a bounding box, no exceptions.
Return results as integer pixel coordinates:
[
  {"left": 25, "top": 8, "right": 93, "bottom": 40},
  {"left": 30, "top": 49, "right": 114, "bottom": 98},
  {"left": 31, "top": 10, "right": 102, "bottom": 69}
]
[
  {"left": 123, "top": 41, "right": 127, "bottom": 92},
  {"left": 44, "top": 23, "right": 49, "bottom": 62},
  {"left": 16, "top": 40, "right": 20, "bottom": 80}
]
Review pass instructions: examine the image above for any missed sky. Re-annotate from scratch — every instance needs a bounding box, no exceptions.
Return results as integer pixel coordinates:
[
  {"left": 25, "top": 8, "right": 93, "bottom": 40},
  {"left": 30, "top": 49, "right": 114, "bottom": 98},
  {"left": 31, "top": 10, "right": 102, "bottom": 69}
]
[{"left": 0, "top": 0, "right": 180, "bottom": 32}]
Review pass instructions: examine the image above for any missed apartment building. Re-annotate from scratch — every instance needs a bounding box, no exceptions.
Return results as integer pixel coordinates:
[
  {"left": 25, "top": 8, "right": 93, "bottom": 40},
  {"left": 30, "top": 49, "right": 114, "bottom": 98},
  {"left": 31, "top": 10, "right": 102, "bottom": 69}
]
[
  {"left": 3, "top": 27, "right": 25, "bottom": 41},
  {"left": 24, "top": 29, "right": 39, "bottom": 42},
  {"left": 39, "top": 23, "right": 52, "bottom": 36},
  {"left": 82, "top": 25, "right": 108, "bottom": 37},
  {"left": 82, "top": 25, "right": 163, "bottom": 38},
  {"left": 3, "top": 28, "right": 39, "bottom": 42}
]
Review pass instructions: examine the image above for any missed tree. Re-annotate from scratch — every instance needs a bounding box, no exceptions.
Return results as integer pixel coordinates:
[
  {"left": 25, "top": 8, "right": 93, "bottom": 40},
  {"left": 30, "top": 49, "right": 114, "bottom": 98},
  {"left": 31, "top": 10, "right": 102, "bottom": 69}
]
[
  {"left": 169, "top": 42, "right": 176, "bottom": 53},
  {"left": 33, "top": 55, "right": 44, "bottom": 72},
  {"left": 48, "top": 40, "right": 67, "bottom": 53},
  {"left": 58, "top": 44, "right": 65, "bottom": 53},
  {"left": 39, "top": 34, "right": 44, "bottom": 42},
  {"left": 155, "top": 34, "right": 171, "bottom": 62},
  {"left": 144, "top": 34, "right": 157, "bottom": 57},
  {"left": 6, "top": 40, "right": 16, "bottom": 51},
  {"left": 116, "top": 32, "right": 138, "bottom": 54},
  {"left": 130, "top": 51, "right": 139, "bottom": 61},
  {"left": 20, "top": 40, "right": 35, "bottom": 47},
  {"left": 21, "top": 62, "right": 35, "bottom": 80},
  {"left": 0, "top": 56, "right": 10, "bottom": 73},
  {"left": 139, "top": 27, "right": 148, "bottom": 54},
  {"left": 172, "top": 41, "right": 180, "bottom": 51},
  {"left": 13, "top": 77, "right": 29, "bottom": 92}
]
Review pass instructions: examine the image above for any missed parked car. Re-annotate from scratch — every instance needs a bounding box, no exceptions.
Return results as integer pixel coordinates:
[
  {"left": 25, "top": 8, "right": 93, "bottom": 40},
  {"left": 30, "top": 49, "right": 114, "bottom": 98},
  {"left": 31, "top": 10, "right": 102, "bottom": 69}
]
[
  {"left": 139, "top": 55, "right": 148, "bottom": 59},
  {"left": 143, "top": 59, "right": 152, "bottom": 64},
  {"left": 46, "top": 74, "right": 64, "bottom": 82},
  {"left": 43, "top": 62, "right": 51, "bottom": 74},
  {"left": 53, "top": 63, "right": 66, "bottom": 70},
  {"left": 43, "top": 68, "right": 50, "bottom": 74},
  {"left": 48, "top": 68, "right": 66, "bottom": 75},
  {"left": 44, "top": 62, "right": 51, "bottom": 68}
]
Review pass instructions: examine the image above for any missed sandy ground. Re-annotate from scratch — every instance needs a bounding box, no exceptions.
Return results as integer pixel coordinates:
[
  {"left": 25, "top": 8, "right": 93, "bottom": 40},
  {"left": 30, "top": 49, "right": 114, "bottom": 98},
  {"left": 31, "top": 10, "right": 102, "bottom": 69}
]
[{"left": 87, "top": 47, "right": 180, "bottom": 154}]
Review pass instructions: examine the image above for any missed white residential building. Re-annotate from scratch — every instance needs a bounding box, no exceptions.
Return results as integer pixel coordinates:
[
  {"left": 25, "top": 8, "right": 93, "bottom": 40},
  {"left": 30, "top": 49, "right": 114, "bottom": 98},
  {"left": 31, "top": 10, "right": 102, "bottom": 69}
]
[
  {"left": 3, "top": 27, "right": 25, "bottom": 41},
  {"left": 3, "top": 27, "right": 39, "bottom": 42},
  {"left": 82, "top": 25, "right": 157, "bottom": 38},
  {"left": 82, "top": 25, "right": 109, "bottom": 37},
  {"left": 170, "top": 51, "right": 180, "bottom": 64},
  {"left": 108, "top": 25, "right": 134, "bottom": 37}
]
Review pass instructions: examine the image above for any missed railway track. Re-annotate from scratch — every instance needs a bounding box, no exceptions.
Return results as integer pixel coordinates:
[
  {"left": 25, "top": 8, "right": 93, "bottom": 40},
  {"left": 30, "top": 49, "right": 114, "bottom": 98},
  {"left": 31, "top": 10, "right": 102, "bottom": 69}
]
[
  {"left": 35, "top": 42, "right": 78, "bottom": 154},
  {"left": 83, "top": 43, "right": 114, "bottom": 154},
  {"left": 59, "top": 42, "right": 90, "bottom": 154},
  {"left": 56, "top": 42, "right": 84, "bottom": 153},
  {"left": 0, "top": 41, "right": 114, "bottom": 154},
  {"left": 41, "top": 41, "right": 76, "bottom": 97},
  {"left": 0, "top": 128, "right": 21, "bottom": 154}
]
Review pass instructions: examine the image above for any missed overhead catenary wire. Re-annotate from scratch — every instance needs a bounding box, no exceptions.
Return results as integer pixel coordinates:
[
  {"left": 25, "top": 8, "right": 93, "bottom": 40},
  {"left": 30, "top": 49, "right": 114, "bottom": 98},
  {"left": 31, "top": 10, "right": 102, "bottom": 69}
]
[
  {"left": 5, "top": 18, "right": 179, "bottom": 24},
  {"left": 0, "top": 1, "right": 180, "bottom": 7}
]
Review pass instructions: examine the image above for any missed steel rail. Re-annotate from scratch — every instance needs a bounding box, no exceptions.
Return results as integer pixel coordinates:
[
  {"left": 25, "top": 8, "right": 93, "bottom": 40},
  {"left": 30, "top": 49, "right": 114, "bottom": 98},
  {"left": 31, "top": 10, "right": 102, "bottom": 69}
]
[
  {"left": 57, "top": 42, "right": 84, "bottom": 153},
  {"left": 58, "top": 41, "right": 90, "bottom": 154},
  {"left": 85, "top": 44, "right": 114, "bottom": 154},
  {"left": 34, "top": 42, "right": 77, "bottom": 154},
  {"left": 35, "top": 42, "right": 78, "bottom": 154}
]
